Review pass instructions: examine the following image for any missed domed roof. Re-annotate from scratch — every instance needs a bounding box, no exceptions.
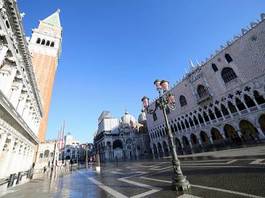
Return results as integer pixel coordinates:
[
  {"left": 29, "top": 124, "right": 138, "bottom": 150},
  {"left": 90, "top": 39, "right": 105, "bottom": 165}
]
[
  {"left": 138, "top": 110, "right": 146, "bottom": 124},
  {"left": 121, "top": 111, "right": 136, "bottom": 126}
]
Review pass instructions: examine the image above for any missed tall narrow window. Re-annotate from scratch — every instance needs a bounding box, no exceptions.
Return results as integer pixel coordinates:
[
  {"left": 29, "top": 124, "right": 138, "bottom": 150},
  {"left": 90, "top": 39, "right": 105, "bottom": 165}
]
[
  {"left": 50, "top": 42, "right": 55, "bottom": 47},
  {"left": 225, "top": 53, "right": 233, "bottom": 63},
  {"left": 41, "top": 39, "right": 45, "bottom": 45},
  {"left": 36, "top": 38, "right": 41, "bottom": 44},
  {"left": 212, "top": 63, "right": 218, "bottom": 72},
  {"left": 46, "top": 40, "right": 50, "bottom": 46},
  {"left": 152, "top": 112, "right": 157, "bottom": 121},
  {"left": 221, "top": 67, "right": 237, "bottom": 83},
  {"left": 179, "top": 95, "right": 187, "bottom": 107}
]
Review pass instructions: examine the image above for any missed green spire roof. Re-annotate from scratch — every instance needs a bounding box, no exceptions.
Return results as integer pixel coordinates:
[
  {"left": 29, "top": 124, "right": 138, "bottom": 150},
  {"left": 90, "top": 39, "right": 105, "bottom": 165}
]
[{"left": 42, "top": 9, "right": 61, "bottom": 27}]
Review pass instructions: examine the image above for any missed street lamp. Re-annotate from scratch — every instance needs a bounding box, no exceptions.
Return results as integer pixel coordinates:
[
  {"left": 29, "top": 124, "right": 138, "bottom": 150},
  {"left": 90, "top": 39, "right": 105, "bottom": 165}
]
[{"left": 141, "top": 79, "right": 190, "bottom": 193}]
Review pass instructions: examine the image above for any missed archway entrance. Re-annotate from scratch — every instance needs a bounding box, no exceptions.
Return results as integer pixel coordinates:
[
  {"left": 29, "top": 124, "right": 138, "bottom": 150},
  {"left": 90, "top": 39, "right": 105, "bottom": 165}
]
[
  {"left": 259, "top": 114, "right": 265, "bottom": 135},
  {"left": 157, "top": 142, "right": 163, "bottom": 157},
  {"left": 190, "top": 133, "right": 202, "bottom": 153},
  {"left": 200, "top": 131, "right": 212, "bottom": 151},
  {"left": 175, "top": 138, "right": 183, "bottom": 155},
  {"left": 224, "top": 124, "right": 241, "bottom": 145},
  {"left": 153, "top": 144, "right": 158, "bottom": 159},
  {"left": 239, "top": 120, "right": 259, "bottom": 142},
  {"left": 182, "top": 136, "right": 192, "bottom": 154},
  {"left": 162, "top": 141, "right": 169, "bottom": 156}
]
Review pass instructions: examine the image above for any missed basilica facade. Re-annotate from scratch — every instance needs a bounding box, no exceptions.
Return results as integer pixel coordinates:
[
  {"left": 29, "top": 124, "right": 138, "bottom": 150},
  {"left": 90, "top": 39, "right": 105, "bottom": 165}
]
[
  {"left": 94, "top": 111, "right": 151, "bottom": 162},
  {"left": 146, "top": 13, "right": 265, "bottom": 158}
]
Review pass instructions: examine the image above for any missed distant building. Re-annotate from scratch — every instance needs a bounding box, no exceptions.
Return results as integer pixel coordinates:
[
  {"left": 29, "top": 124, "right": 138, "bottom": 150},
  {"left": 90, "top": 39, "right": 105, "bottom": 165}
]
[
  {"left": 94, "top": 111, "right": 151, "bottom": 162},
  {"left": 146, "top": 13, "right": 265, "bottom": 159}
]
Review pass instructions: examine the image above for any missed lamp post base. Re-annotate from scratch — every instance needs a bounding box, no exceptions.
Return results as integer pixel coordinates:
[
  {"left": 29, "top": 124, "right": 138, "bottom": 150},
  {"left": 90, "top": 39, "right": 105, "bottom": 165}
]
[{"left": 172, "top": 175, "right": 191, "bottom": 193}]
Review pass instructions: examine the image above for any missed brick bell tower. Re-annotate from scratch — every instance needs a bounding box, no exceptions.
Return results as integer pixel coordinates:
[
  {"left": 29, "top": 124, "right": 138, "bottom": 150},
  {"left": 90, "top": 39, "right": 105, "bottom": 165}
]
[{"left": 29, "top": 10, "right": 62, "bottom": 142}]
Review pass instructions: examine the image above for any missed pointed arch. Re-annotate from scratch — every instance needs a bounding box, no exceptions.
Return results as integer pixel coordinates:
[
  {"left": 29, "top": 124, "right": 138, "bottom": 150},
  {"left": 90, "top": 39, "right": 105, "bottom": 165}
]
[
  {"left": 221, "top": 104, "right": 229, "bottom": 116},
  {"left": 189, "top": 117, "right": 194, "bottom": 127},
  {"left": 198, "top": 114, "right": 204, "bottom": 124},
  {"left": 228, "top": 101, "right": 237, "bottom": 113},
  {"left": 190, "top": 134, "right": 198, "bottom": 145},
  {"left": 203, "top": 111, "right": 209, "bottom": 122},
  {"left": 214, "top": 107, "right": 222, "bottom": 118},
  {"left": 224, "top": 124, "right": 240, "bottom": 144},
  {"left": 157, "top": 142, "right": 163, "bottom": 157},
  {"left": 152, "top": 144, "right": 158, "bottom": 159},
  {"left": 200, "top": 131, "right": 210, "bottom": 144},
  {"left": 244, "top": 94, "right": 256, "bottom": 108},
  {"left": 193, "top": 115, "right": 199, "bottom": 126},
  {"left": 185, "top": 119, "right": 189, "bottom": 128},
  {"left": 208, "top": 109, "right": 215, "bottom": 120},
  {"left": 235, "top": 98, "right": 246, "bottom": 111},
  {"left": 254, "top": 90, "right": 265, "bottom": 105},
  {"left": 239, "top": 120, "right": 259, "bottom": 141},
  {"left": 211, "top": 128, "right": 223, "bottom": 141},
  {"left": 162, "top": 141, "right": 169, "bottom": 156},
  {"left": 181, "top": 121, "right": 185, "bottom": 129}
]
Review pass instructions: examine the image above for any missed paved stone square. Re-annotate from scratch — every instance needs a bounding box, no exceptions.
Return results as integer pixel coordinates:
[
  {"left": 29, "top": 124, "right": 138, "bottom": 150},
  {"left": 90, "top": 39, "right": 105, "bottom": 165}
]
[{"left": 2, "top": 156, "right": 265, "bottom": 198}]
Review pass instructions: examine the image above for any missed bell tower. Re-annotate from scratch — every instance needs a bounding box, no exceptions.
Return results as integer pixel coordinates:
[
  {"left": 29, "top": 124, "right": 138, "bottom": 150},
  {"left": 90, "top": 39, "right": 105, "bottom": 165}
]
[{"left": 29, "top": 10, "right": 62, "bottom": 142}]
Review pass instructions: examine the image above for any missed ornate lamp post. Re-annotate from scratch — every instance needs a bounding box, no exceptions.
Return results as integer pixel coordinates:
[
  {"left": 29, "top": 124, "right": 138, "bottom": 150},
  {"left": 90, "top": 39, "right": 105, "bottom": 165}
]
[{"left": 141, "top": 79, "right": 190, "bottom": 193}]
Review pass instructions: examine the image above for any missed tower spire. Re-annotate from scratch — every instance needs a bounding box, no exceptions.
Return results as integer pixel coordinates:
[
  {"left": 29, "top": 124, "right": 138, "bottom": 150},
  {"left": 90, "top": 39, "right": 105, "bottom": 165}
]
[{"left": 42, "top": 9, "right": 61, "bottom": 27}]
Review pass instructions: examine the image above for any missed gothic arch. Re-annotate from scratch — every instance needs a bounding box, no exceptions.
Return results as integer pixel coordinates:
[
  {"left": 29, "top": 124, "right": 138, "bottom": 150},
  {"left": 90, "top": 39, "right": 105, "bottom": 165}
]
[
  {"left": 200, "top": 131, "right": 210, "bottom": 144},
  {"left": 208, "top": 109, "right": 215, "bottom": 120},
  {"left": 254, "top": 90, "right": 265, "bottom": 105},
  {"left": 214, "top": 106, "right": 222, "bottom": 118},
  {"left": 193, "top": 115, "right": 199, "bottom": 126},
  {"left": 162, "top": 141, "right": 169, "bottom": 156},
  {"left": 153, "top": 144, "right": 158, "bottom": 159},
  {"left": 157, "top": 142, "right": 163, "bottom": 157},
  {"left": 244, "top": 94, "right": 256, "bottom": 108},
  {"left": 189, "top": 117, "right": 194, "bottom": 127},
  {"left": 185, "top": 119, "right": 189, "bottom": 128},
  {"left": 228, "top": 101, "right": 237, "bottom": 113},
  {"left": 182, "top": 136, "right": 190, "bottom": 147},
  {"left": 211, "top": 128, "right": 223, "bottom": 140},
  {"left": 239, "top": 120, "right": 259, "bottom": 141},
  {"left": 198, "top": 114, "right": 204, "bottom": 124},
  {"left": 203, "top": 111, "right": 210, "bottom": 122},
  {"left": 235, "top": 98, "right": 246, "bottom": 111},
  {"left": 223, "top": 124, "right": 241, "bottom": 144},
  {"left": 175, "top": 138, "right": 183, "bottom": 155},
  {"left": 190, "top": 133, "right": 198, "bottom": 145},
  {"left": 221, "top": 104, "right": 229, "bottom": 116}
]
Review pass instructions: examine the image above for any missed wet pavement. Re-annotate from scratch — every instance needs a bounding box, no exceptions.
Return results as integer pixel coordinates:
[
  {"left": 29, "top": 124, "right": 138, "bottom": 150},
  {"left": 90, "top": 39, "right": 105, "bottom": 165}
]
[{"left": 2, "top": 158, "right": 265, "bottom": 198}]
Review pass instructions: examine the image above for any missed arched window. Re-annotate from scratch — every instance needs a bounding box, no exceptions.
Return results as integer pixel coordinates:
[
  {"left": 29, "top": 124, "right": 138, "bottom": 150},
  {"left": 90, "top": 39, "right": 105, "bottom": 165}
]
[
  {"left": 50, "top": 42, "right": 55, "bottom": 47},
  {"left": 214, "top": 107, "right": 222, "bottom": 118},
  {"left": 244, "top": 94, "right": 255, "bottom": 108},
  {"left": 197, "top": 85, "right": 209, "bottom": 98},
  {"left": 225, "top": 53, "right": 233, "bottom": 63},
  {"left": 235, "top": 98, "right": 246, "bottom": 111},
  {"left": 221, "top": 104, "right": 229, "bottom": 116},
  {"left": 193, "top": 116, "right": 199, "bottom": 125},
  {"left": 36, "top": 38, "right": 41, "bottom": 44},
  {"left": 41, "top": 39, "right": 45, "bottom": 45},
  {"left": 221, "top": 67, "right": 237, "bottom": 83},
  {"left": 254, "top": 90, "right": 265, "bottom": 104},
  {"left": 44, "top": 150, "right": 49, "bottom": 158},
  {"left": 212, "top": 63, "right": 218, "bottom": 72},
  {"left": 185, "top": 119, "right": 189, "bottom": 128},
  {"left": 228, "top": 101, "right": 237, "bottom": 113},
  {"left": 179, "top": 95, "right": 187, "bottom": 107},
  {"left": 46, "top": 40, "right": 50, "bottom": 46}
]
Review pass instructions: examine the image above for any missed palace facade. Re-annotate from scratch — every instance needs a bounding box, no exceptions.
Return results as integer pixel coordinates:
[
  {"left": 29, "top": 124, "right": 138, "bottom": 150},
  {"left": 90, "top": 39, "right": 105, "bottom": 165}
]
[
  {"left": 0, "top": 0, "right": 43, "bottom": 181},
  {"left": 146, "top": 13, "right": 265, "bottom": 158}
]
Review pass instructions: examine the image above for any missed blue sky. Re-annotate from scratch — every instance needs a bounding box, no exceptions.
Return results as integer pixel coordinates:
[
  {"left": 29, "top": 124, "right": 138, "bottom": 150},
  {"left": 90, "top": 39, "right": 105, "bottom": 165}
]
[{"left": 19, "top": 0, "right": 265, "bottom": 143}]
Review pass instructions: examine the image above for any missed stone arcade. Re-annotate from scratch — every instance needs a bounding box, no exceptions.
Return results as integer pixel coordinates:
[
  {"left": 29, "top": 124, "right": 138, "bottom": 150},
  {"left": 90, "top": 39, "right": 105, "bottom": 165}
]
[{"left": 146, "top": 13, "right": 265, "bottom": 159}]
